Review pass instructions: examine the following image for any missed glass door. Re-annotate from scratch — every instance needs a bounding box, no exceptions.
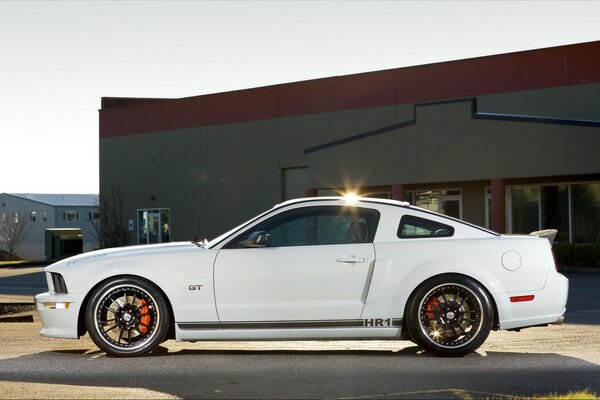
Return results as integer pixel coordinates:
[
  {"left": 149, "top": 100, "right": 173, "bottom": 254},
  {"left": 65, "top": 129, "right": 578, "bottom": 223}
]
[
  {"left": 138, "top": 209, "right": 170, "bottom": 244},
  {"left": 147, "top": 210, "right": 160, "bottom": 244}
]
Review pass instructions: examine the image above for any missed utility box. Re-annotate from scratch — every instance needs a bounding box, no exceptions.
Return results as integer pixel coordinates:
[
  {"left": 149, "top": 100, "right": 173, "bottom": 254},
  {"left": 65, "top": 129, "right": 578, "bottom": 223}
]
[{"left": 45, "top": 228, "right": 83, "bottom": 260}]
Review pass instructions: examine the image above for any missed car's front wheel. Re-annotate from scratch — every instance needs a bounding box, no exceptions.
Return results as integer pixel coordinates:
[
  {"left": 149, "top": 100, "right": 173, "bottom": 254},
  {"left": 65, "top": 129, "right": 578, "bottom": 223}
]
[
  {"left": 406, "top": 274, "right": 493, "bottom": 357},
  {"left": 85, "top": 276, "right": 170, "bottom": 357}
]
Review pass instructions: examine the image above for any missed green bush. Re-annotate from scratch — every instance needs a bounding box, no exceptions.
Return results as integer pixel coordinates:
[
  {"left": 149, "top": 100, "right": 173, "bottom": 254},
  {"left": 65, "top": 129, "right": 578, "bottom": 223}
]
[
  {"left": 553, "top": 243, "right": 600, "bottom": 267},
  {"left": 553, "top": 244, "right": 574, "bottom": 266}
]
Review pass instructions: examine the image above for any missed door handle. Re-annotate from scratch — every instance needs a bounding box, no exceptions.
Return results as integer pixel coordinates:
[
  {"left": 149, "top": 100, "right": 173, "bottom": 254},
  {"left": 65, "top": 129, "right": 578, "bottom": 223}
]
[{"left": 336, "top": 256, "right": 368, "bottom": 264}]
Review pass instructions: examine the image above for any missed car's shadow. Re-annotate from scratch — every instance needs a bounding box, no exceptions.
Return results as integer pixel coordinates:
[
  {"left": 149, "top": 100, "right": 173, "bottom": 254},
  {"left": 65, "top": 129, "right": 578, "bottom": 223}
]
[
  {"left": 51, "top": 344, "right": 428, "bottom": 358},
  {"left": 1, "top": 345, "right": 599, "bottom": 399}
]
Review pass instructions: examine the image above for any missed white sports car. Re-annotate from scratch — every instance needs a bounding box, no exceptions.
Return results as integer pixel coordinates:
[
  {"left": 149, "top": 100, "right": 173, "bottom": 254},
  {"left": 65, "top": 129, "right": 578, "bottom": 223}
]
[{"left": 35, "top": 197, "right": 568, "bottom": 357}]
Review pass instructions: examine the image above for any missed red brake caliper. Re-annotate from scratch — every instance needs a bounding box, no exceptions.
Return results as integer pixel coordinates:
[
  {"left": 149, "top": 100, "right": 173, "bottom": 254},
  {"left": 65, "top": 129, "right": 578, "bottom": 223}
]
[
  {"left": 139, "top": 298, "right": 150, "bottom": 334},
  {"left": 425, "top": 298, "right": 440, "bottom": 319}
]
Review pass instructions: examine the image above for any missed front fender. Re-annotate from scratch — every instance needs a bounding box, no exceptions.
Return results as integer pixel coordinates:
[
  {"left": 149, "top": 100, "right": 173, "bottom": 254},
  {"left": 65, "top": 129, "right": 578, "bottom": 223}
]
[{"left": 46, "top": 246, "right": 219, "bottom": 324}]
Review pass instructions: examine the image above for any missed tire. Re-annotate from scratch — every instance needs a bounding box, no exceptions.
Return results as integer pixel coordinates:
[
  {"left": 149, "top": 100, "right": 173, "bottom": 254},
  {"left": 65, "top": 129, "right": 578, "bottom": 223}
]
[
  {"left": 85, "top": 276, "right": 171, "bottom": 357},
  {"left": 406, "top": 274, "right": 493, "bottom": 357}
]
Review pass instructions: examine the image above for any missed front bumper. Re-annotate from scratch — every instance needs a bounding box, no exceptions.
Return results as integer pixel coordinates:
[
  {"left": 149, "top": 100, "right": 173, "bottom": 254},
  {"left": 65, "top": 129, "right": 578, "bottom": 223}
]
[{"left": 35, "top": 292, "right": 81, "bottom": 339}]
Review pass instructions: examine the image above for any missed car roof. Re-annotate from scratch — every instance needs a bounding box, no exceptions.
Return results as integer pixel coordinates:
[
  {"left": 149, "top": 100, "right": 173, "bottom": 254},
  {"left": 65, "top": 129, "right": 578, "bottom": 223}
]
[{"left": 274, "top": 196, "right": 410, "bottom": 209}]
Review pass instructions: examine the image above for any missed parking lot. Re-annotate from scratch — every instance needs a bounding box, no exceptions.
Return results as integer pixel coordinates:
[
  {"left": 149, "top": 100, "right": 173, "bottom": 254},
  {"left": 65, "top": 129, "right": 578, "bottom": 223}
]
[{"left": 0, "top": 268, "right": 599, "bottom": 399}]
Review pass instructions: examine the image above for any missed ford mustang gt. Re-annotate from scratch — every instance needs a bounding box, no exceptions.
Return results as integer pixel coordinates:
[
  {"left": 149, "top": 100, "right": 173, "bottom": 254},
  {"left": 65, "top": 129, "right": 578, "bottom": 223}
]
[{"left": 35, "top": 196, "right": 568, "bottom": 357}]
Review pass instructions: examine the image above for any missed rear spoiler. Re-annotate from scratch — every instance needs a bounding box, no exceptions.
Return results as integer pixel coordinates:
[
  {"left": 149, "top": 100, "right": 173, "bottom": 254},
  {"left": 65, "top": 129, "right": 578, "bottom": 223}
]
[{"left": 529, "top": 229, "right": 558, "bottom": 243}]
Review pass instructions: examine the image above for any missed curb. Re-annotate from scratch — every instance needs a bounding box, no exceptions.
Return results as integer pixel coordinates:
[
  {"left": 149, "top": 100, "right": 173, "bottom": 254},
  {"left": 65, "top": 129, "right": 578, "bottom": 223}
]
[
  {"left": 558, "top": 266, "right": 600, "bottom": 274},
  {"left": 0, "top": 302, "right": 36, "bottom": 323},
  {"left": 0, "top": 296, "right": 35, "bottom": 305},
  {"left": 0, "top": 260, "right": 50, "bottom": 269},
  {"left": 0, "top": 313, "right": 34, "bottom": 323}
]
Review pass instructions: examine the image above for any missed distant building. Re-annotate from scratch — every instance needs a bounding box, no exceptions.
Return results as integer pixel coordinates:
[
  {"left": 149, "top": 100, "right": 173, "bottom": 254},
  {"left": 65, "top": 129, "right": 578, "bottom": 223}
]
[
  {"left": 99, "top": 41, "right": 600, "bottom": 245},
  {"left": 0, "top": 193, "right": 99, "bottom": 260}
]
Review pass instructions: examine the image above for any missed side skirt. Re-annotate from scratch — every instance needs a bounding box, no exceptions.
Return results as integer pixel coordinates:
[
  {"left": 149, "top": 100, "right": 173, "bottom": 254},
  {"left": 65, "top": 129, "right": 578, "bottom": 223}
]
[{"left": 175, "top": 319, "right": 402, "bottom": 341}]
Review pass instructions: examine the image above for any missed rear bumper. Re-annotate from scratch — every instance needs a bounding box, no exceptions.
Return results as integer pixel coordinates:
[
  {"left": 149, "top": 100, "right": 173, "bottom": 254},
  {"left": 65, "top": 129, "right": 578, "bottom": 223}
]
[{"left": 498, "top": 271, "right": 569, "bottom": 330}]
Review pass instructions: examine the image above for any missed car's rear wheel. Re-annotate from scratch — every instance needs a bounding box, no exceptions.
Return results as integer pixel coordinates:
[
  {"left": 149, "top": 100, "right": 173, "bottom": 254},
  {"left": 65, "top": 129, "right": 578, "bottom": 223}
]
[
  {"left": 406, "top": 274, "right": 493, "bottom": 357},
  {"left": 85, "top": 276, "right": 170, "bottom": 357}
]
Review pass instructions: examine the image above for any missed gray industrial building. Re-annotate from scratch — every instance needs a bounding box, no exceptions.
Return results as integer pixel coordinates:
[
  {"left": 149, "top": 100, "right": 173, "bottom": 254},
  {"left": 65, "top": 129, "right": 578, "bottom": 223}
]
[
  {"left": 0, "top": 193, "right": 99, "bottom": 260},
  {"left": 99, "top": 41, "right": 600, "bottom": 246}
]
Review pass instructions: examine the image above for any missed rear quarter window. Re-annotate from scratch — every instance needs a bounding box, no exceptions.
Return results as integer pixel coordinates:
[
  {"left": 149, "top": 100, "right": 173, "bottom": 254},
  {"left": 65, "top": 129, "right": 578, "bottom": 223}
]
[{"left": 398, "top": 215, "right": 454, "bottom": 239}]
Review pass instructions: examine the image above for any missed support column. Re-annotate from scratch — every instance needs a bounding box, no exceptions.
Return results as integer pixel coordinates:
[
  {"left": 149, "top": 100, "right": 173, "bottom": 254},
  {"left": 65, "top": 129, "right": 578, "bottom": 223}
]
[
  {"left": 305, "top": 188, "right": 318, "bottom": 198},
  {"left": 392, "top": 184, "right": 406, "bottom": 202},
  {"left": 491, "top": 179, "right": 506, "bottom": 234}
]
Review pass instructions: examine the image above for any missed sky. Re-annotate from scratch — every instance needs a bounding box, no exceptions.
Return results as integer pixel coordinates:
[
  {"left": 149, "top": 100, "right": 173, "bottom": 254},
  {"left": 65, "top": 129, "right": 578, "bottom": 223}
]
[{"left": 1, "top": 1, "right": 599, "bottom": 195}]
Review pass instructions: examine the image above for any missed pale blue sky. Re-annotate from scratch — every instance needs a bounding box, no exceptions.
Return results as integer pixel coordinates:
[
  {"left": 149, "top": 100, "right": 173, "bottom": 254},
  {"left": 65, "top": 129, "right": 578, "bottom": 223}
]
[{"left": 1, "top": 1, "right": 599, "bottom": 194}]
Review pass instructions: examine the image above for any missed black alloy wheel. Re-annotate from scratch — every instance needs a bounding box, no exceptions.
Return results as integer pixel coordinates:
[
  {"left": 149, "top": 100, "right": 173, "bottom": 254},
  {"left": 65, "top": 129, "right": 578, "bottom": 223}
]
[
  {"left": 85, "top": 276, "right": 170, "bottom": 357},
  {"left": 406, "top": 274, "right": 493, "bottom": 357}
]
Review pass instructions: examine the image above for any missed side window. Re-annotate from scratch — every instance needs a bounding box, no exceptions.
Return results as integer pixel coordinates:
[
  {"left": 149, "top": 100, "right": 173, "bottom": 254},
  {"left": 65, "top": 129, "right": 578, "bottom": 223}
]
[
  {"left": 229, "top": 206, "right": 380, "bottom": 248},
  {"left": 398, "top": 215, "right": 454, "bottom": 238}
]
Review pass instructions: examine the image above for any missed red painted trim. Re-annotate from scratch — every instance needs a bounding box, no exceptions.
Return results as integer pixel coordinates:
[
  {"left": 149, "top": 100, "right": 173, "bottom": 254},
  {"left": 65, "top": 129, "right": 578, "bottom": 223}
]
[
  {"left": 207, "top": 86, "right": 278, "bottom": 126},
  {"left": 279, "top": 70, "right": 396, "bottom": 118},
  {"left": 100, "top": 41, "right": 600, "bottom": 139},
  {"left": 305, "top": 188, "right": 318, "bottom": 197},
  {"left": 392, "top": 184, "right": 405, "bottom": 202},
  {"left": 100, "top": 96, "right": 208, "bottom": 138},
  {"left": 395, "top": 46, "right": 571, "bottom": 104}
]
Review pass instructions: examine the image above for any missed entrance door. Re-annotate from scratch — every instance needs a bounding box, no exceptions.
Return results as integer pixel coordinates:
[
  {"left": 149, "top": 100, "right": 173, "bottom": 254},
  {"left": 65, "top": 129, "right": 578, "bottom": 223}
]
[
  {"left": 147, "top": 211, "right": 160, "bottom": 244},
  {"left": 138, "top": 209, "right": 170, "bottom": 244}
]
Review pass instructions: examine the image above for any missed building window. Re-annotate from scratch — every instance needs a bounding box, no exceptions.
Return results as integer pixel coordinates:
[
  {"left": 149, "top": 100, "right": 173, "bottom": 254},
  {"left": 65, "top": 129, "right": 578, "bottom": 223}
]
[
  {"left": 406, "top": 189, "right": 462, "bottom": 219},
  {"left": 138, "top": 208, "right": 170, "bottom": 244},
  {"left": 510, "top": 187, "right": 540, "bottom": 235},
  {"left": 541, "top": 185, "right": 570, "bottom": 243},
  {"left": 30, "top": 211, "right": 37, "bottom": 222},
  {"left": 42, "top": 212, "right": 48, "bottom": 222},
  {"left": 89, "top": 211, "right": 100, "bottom": 221},
  {"left": 571, "top": 183, "right": 600, "bottom": 243},
  {"left": 508, "top": 182, "right": 599, "bottom": 244},
  {"left": 63, "top": 211, "right": 79, "bottom": 222}
]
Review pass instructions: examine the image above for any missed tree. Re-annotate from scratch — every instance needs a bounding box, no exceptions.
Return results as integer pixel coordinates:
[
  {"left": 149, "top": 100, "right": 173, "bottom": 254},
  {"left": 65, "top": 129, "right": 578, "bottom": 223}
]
[
  {"left": 0, "top": 210, "right": 32, "bottom": 260},
  {"left": 91, "top": 186, "right": 128, "bottom": 249}
]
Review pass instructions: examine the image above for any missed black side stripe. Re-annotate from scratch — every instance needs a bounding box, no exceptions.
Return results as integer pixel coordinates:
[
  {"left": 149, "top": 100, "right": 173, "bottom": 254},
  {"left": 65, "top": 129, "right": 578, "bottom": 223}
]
[{"left": 178, "top": 319, "right": 402, "bottom": 330}]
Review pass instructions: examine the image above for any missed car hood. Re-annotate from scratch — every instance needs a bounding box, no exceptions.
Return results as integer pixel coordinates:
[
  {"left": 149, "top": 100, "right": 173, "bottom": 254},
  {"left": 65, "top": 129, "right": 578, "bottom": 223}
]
[{"left": 45, "top": 241, "right": 200, "bottom": 272}]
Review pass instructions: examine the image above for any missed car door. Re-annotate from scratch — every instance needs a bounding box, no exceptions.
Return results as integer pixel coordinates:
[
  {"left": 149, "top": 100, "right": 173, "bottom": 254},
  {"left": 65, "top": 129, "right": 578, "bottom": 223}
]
[{"left": 214, "top": 205, "right": 380, "bottom": 323}]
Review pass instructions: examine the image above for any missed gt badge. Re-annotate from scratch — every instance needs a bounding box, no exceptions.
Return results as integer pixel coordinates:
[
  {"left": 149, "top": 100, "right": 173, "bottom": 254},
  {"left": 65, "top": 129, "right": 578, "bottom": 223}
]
[{"left": 188, "top": 285, "right": 203, "bottom": 291}]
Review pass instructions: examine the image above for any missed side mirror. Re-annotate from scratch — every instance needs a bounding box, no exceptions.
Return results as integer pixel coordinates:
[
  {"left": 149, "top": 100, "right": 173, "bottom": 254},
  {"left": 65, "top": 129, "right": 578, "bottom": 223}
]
[{"left": 239, "top": 231, "right": 269, "bottom": 248}]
